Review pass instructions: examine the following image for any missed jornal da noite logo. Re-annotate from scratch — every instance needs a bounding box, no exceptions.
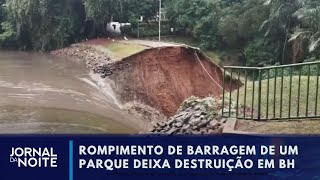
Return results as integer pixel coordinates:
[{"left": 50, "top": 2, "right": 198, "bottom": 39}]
[{"left": 10, "top": 147, "right": 58, "bottom": 168}]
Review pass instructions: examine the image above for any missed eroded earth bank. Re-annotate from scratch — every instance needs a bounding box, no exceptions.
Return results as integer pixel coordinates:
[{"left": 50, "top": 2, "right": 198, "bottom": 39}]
[{"left": 52, "top": 43, "right": 238, "bottom": 134}]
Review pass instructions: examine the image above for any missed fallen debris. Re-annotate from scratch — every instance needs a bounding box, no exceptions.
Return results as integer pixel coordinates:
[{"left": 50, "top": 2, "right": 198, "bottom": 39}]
[
  {"left": 51, "top": 43, "right": 242, "bottom": 128},
  {"left": 123, "top": 101, "right": 167, "bottom": 123},
  {"left": 149, "top": 96, "right": 251, "bottom": 135}
]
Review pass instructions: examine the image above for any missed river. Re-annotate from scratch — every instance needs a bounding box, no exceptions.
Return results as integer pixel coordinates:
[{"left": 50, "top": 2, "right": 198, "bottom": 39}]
[{"left": 0, "top": 51, "right": 145, "bottom": 134}]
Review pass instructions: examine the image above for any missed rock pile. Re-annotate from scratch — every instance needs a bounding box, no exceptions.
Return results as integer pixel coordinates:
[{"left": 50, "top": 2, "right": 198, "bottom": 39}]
[
  {"left": 95, "top": 61, "right": 131, "bottom": 78},
  {"left": 149, "top": 96, "right": 242, "bottom": 135},
  {"left": 51, "top": 45, "right": 114, "bottom": 76},
  {"left": 51, "top": 44, "right": 133, "bottom": 79},
  {"left": 93, "top": 64, "right": 115, "bottom": 78}
]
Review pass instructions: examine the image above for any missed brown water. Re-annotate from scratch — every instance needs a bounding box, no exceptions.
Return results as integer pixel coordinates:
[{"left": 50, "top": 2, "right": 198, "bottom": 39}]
[{"left": 0, "top": 51, "right": 145, "bottom": 134}]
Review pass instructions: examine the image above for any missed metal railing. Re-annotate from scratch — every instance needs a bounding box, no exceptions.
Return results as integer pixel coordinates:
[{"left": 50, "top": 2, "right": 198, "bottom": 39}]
[{"left": 222, "top": 61, "right": 320, "bottom": 120}]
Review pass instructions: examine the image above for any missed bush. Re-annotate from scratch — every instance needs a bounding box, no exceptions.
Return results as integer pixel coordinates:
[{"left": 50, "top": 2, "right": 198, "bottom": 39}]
[
  {"left": 121, "top": 22, "right": 174, "bottom": 38},
  {"left": 244, "top": 39, "right": 277, "bottom": 67},
  {"left": 120, "top": 25, "right": 133, "bottom": 36},
  {"left": 0, "top": 21, "right": 17, "bottom": 49},
  {"left": 260, "top": 63, "right": 320, "bottom": 80}
]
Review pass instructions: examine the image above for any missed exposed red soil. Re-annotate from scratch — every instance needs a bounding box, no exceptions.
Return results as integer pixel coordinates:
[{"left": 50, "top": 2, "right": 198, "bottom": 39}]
[{"left": 109, "top": 46, "right": 238, "bottom": 117}]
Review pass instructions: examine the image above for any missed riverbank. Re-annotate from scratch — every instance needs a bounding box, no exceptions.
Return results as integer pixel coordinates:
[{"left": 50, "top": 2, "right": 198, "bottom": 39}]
[
  {"left": 51, "top": 39, "right": 236, "bottom": 134},
  {"left": 51, "top": 43, "right": 166, "bottom": 124}
]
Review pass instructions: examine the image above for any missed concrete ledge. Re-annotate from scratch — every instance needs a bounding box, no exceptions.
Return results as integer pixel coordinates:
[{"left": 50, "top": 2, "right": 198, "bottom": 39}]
[
  {"left": 223, "top": 118, "right": 257, "bottom": 135},
  {"left": 223, "top": 118, "right": 237, "bottom": 134}
]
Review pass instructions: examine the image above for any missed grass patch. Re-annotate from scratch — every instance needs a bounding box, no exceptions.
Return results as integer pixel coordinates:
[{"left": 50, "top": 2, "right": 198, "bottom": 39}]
[
  {"left": 162, "top": 36, "right": 201, "bottom": 47},
  {"left": 231, "top": 76, "right": 320, "bottom": 119},
  {"left": 237, "top": 119, "right": 320, "bottom": 134},
  {"left": 161, "top": 36, "right": 221, "bottom": 64},
  {"left": 103, "top": 43, "right": 147, "bottom": 59}
]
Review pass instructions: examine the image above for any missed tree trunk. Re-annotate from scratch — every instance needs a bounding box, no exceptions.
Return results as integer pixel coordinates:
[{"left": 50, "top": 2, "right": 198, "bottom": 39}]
[{"left": 281, "top": 16, "right": 291, "bottom": 64}]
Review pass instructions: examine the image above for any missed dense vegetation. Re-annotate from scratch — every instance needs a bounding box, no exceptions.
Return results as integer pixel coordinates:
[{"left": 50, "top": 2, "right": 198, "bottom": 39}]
[
  {"left": 165, "top": 0, "right": 320, "bottom": 66},
  {"left": 0, "top": 0, "right": 320, "bottom": 67},
  {"left": 0, "top": 0, "right": 159, "bottom": 51}
]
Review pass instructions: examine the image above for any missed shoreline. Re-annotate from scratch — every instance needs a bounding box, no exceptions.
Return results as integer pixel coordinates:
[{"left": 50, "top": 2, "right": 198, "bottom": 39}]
[
  {"left": 51, "top": 44, "right": 165, "bottom": 131},
  {"left": 51, "top": 42, "right": 238, "bottom": 134}
]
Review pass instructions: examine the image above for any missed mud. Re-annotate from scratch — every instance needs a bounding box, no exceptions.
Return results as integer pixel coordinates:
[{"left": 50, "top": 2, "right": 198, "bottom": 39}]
[{"left": 108, "top": 46, "right": 237, "bottom": 117}]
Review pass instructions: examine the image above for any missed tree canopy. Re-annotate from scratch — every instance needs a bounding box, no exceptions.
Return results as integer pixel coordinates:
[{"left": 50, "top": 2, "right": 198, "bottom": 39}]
[
  {"left": 165, "top": 0, "right": 320, "bottom": 66},
  {"left": 0, "top": 0, "right": 160, "bottom": 51},
  {"left": 1, "top": 0, "right": 320, "bottom": 67}
]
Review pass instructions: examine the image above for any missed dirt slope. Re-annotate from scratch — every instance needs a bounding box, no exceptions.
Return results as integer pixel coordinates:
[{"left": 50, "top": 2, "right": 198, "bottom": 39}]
[{"left": 108, "top": 46, "right": 237, "bottom": 117}]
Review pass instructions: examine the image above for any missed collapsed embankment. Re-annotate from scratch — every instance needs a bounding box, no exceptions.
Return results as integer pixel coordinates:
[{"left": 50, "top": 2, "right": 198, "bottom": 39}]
[
  {"left": 52, "top": 44, "right": 239, "bottom": 133},
  {"left": 105, "top": 46, "right": 237, "bottom": 117}
]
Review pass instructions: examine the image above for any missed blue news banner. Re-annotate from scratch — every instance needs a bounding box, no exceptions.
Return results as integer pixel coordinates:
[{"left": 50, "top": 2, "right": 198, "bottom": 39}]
[{"left": 1, "top": 135, "right": 320, "bottom": 180}]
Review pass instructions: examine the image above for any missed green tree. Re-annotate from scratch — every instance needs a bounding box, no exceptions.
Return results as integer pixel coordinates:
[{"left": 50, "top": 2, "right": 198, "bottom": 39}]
[
  {"left": 165, "top": 0, "right": 222, "bottom": 48},
  {"left": 83, "top": 0, "right": 111, "bottom": 36},
  {"left": 218, "top": 0, "right": 269, "bottom": 48},
  {"left": 4, "top": 0, "right": 86, "bottom": 50},
  {"left": 260, "top": 0, "right": 320, "bottom": 63},
  {"left": 120, "top": 0, "right": 159, "bottom": 23},
  {"left": 289, "top": 0, "right": 320, "bottom": 61}
]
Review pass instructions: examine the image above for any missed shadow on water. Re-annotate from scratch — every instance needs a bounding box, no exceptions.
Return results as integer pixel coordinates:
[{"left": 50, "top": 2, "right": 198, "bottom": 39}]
[{"left": 0, "top": 51, "right": 146, "bottom": 134}]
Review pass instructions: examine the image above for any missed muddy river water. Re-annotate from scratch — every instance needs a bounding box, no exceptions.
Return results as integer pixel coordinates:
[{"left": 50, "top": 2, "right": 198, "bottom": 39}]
[{"left": 0, "top": 51, "right": 145, "bottom": 134}]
